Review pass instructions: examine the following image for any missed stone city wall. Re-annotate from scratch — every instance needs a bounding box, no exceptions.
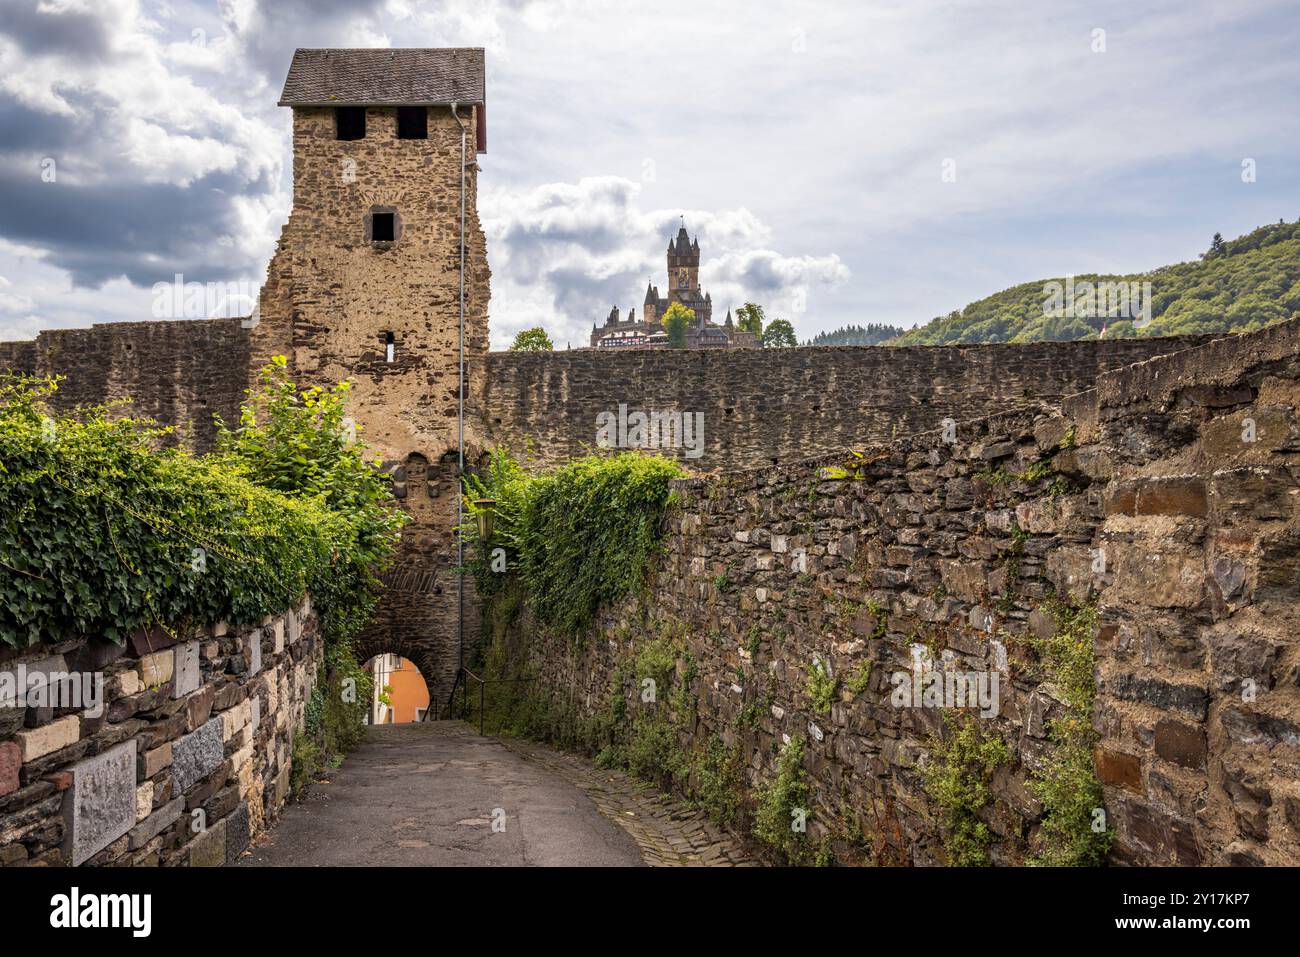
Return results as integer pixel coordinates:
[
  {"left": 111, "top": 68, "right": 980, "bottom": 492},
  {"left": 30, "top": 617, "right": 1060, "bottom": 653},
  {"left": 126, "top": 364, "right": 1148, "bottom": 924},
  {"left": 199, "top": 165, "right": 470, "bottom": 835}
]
[
  {"left": 495, "top": 319, "right": 1300, "bottom": 865},
  {"left": 0, "top": 317, "right": 252, "bottom": 452},
  {"left": 0, "top": 597, "right": 321, "bottom": 866},
  {"left": 475, "top": 334, "right": 1220, "bottom": 471}
]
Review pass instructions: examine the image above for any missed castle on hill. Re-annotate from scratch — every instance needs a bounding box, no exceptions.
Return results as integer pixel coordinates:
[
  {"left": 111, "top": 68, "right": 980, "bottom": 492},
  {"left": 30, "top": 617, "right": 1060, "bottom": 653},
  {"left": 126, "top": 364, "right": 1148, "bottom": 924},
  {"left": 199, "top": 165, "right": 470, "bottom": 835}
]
[{"left": 590, "top": 224, "right": 759, "bottom": 349}]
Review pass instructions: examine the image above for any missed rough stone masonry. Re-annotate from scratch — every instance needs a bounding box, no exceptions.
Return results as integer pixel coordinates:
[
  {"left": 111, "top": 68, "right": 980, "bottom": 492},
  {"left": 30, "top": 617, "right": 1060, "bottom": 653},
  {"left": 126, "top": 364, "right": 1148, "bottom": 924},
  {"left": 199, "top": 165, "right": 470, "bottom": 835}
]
[
  {"left": 1, "top": 48, "right": 1296, "bottom": 868},
  {"left": 496, "top": 318, "right": 1300, "bottom": 865},
  {"left": 0, "top": 600, "right": 320, "bottom": 866}
]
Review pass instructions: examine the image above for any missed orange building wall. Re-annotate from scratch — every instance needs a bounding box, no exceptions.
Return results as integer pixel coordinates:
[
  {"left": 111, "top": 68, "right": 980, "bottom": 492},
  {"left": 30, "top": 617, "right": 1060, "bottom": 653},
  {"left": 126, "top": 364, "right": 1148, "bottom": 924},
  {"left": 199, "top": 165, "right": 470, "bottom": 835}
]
[{"left": 386, "top": 657, "right": 431, "bottom": 723}]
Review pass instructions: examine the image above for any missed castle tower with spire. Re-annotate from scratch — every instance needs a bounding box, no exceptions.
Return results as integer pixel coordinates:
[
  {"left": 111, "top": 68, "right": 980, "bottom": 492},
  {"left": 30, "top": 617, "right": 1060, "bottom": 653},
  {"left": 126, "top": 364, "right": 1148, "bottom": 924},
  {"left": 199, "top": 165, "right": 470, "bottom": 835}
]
[{"left": 591, "top": 222, "right": 756, "bottom": 349}]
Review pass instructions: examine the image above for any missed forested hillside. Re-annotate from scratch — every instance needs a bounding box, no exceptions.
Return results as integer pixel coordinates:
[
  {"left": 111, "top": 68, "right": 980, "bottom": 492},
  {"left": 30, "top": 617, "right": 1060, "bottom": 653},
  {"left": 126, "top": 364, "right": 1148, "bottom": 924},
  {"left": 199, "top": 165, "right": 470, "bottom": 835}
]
[
  {"left": 806, "top": 323, "right": 900, "bottom": 346},
  {"left": 887, "top": 222, "right": 1300, "bottom": 345}
]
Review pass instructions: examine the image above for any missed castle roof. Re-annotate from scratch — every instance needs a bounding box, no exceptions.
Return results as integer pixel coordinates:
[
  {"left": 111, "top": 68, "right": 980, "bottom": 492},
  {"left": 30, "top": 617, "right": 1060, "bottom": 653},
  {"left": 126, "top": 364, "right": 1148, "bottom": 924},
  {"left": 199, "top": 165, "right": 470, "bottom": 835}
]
[
  {"left": 672, "top": 226, "right": 694, "bottom": 256},
  {"left": 279, "top": 48, "right": 487, "bottom": 148}
]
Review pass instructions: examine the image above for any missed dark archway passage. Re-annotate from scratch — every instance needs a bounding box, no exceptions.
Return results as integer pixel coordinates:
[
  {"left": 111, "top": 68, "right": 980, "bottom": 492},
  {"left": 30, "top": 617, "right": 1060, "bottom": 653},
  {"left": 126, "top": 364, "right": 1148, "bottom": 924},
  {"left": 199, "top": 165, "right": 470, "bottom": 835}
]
[{"left": 359, "top": 450, "right": 480, "bottom": 717}]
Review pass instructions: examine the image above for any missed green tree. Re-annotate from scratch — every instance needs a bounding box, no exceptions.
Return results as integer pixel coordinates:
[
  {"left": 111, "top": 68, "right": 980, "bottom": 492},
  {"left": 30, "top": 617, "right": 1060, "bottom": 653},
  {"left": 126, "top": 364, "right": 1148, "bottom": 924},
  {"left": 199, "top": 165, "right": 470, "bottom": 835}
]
[
  {"left": 509, "top": 327, "right": 554, "bottom": 351},
  {"left": 761, "top": 318, "right": 798, "bottom": 348},
  {"left": 662, "top": 301, "right": 694, "bottom": 348},
  {"left": 808, "top": 322, "right": 899, "bottom": 346},
  {"left": 215, "top": 356, "right": 408, "bottom": 648},
  {"left": 1205, "top": 232, "right": 1227, "bottom": 259},
  {"left": 735, "top": 302, "right": 765, "bottom": 336}
]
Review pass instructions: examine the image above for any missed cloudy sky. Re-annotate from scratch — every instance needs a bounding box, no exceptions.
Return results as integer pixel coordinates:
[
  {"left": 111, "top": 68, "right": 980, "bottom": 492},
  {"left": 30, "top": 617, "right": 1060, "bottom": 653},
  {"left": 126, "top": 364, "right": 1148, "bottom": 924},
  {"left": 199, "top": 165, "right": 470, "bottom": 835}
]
[{"left": 1, "top": 0, "right": 1298, "bottom": 348}]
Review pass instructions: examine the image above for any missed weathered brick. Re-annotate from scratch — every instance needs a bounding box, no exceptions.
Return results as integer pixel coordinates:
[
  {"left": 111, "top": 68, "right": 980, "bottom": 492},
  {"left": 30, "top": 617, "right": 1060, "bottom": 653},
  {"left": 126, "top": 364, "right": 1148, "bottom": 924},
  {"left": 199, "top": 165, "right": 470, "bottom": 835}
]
[
  {"left": 139, "top": 650, "right": 174, "bottom": 687},
  {"left": 1094, "top": 748, "right": 1143, "bottom": 792},
  {"left": 1153, "top": 719, "right": 1207, "bottom": 770},
  {"left": 128, "top": 796, "right": 183, "bottom": 850},
  {"left": 1108, "top": 673, "right": 1209, "bottom": 719},
  {"left": 0, "top": 742, "right": 20, "bottom": 797},
  {"left": 1135, "top": 476, "right": 1207, "bottom": 517},
  {"left": 188, "top": 817, "right": 227, "bottom": 867},
  {"left": 139, "top": 741, "right": 173, "bottom": 778},
  {"left": 1118, "top": 798, "right": 1201, "bottom": 865},
  {"left": 15, "top": 714, "right": 80, "bottom": 761}
]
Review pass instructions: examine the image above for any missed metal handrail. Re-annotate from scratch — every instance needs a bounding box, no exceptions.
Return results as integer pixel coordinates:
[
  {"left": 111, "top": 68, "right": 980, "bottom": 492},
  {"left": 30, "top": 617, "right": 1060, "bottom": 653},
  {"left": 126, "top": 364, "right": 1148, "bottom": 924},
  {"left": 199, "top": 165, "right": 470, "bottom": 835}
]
[
  {"left": 439, "top": 667, "right": 467, "bottom": 721},
  {"left": 461, "top": 668, "right": 486, "bottom": 733},
  {"left": 440, "top": 667, "right": 536, "bottom": 735}
]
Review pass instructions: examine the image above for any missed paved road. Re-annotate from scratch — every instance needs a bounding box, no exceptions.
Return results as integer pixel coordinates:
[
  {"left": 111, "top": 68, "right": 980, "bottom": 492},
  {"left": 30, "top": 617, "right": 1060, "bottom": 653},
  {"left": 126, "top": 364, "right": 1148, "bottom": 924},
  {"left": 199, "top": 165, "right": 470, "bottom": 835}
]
[{"left": 238, "top": 722, "right": 644, "bottom": 867}]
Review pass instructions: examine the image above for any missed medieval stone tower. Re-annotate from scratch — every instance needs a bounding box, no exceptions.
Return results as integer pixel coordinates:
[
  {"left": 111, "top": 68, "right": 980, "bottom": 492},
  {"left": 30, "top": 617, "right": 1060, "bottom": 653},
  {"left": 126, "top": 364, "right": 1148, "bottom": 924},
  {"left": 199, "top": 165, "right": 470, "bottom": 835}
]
[{"left": 252, "top": 48, "right": 491, "bottom": 702}]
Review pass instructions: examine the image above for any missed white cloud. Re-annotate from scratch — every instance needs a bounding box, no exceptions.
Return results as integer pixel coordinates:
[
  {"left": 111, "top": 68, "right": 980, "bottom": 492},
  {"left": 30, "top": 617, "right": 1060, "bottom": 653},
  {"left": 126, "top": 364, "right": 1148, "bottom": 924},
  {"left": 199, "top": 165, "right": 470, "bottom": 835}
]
[
  {"left": 1, "top": 0, "right": 1298, "bottom": 345},
  {"left": 482, "top": 175, "right": 850, "bottom": 347},
  {"left": 0, "top": 276, "right": 36, "bottom": 314}
]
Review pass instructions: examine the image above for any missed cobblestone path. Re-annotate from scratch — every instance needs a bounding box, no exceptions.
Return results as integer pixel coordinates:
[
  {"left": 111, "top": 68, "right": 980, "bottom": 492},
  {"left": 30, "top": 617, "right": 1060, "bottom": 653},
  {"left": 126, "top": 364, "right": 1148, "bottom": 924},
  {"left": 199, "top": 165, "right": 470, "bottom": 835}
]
[
  {"left": 496, "top": 734, "right": 758, "bottom": 866},
  {"left": 241, "top": 721, "right": 758, "bottom": 867}
]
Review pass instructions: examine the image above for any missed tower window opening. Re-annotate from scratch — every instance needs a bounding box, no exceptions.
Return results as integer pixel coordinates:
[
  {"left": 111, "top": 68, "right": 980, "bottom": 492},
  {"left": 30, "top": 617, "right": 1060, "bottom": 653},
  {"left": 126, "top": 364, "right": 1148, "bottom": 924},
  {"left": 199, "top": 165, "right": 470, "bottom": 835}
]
[
  {"left": 335, "top": 107, "right": 366, "bottom": 141},
  {"left": 397, "top": 106, "right": 428, "bottom": 139},
  {"left": 383, "top": 331, "right": 395, "bottom": 363},
  {"left": 372, "top": 212, "right": 395, "bottom": 242}
]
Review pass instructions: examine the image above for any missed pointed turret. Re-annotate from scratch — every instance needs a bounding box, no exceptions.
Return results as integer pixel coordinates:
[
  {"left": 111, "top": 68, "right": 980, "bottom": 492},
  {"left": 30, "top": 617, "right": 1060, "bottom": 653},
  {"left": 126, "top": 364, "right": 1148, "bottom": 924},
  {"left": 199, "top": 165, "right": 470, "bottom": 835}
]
[{"left": 674, "top": 226, "right": 692, "bottom": 256}]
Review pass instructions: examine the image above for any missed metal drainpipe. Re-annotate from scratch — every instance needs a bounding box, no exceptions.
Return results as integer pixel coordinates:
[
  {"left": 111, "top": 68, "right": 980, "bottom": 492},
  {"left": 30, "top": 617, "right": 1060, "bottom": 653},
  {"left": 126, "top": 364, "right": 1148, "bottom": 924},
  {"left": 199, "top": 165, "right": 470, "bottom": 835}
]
[{"left": 450, "top": 102, "right": 467, "bottom": 677}]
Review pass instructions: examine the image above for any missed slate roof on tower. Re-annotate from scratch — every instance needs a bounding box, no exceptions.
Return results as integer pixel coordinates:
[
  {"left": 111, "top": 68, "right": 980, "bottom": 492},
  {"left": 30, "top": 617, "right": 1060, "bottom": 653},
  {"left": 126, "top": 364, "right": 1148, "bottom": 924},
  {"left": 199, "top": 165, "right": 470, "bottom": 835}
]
[{"left": 279, "top": 48, "right": 487, "bottom": 149}]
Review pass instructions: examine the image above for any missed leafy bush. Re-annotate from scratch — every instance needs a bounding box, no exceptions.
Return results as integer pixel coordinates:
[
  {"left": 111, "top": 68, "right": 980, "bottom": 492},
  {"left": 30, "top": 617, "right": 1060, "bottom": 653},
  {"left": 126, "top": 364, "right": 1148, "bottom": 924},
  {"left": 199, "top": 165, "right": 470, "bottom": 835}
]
[
  {"left": 215, "top": 356, "right": 408, "bottom": 655},
  {"left": 0, "top": 376, "right": 340, "bottom": 646},
  {"left": 692, "top": 739, "right": 744, "bottom": 826},
  {"left": 1, "top": 364, "right": 403, "bottom": 784},
  {"left": 292, "top": 648, "right": 374, "bottom": 794},
  {"left": 921, "top": 713, "right": 1010, "bottom": 866},
  {"left": 754, "top": 735, "right": 812, "bottom": 864}
]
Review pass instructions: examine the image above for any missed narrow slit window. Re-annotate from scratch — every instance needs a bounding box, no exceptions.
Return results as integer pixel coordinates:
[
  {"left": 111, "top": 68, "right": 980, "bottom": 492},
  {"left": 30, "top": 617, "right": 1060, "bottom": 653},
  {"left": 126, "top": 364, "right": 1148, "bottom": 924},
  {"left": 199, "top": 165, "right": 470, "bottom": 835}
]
[
  {"left": 384, "top": 331, "right": 395, "bottom": 363},
  {"left": 335, "top": 107, "right": 366, "bottom": 141},
  {"left": 372, "top": 212, "right": 395, "bottom": 242},
  {"left": 397, "top": 106, "right": 428, "bottom": 139}
]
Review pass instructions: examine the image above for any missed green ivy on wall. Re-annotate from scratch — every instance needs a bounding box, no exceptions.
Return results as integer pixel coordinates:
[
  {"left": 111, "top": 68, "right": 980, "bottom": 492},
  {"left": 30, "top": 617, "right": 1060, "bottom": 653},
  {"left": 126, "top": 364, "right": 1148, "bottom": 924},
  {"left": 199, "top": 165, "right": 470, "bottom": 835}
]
[
  {"left": 0, "top": 364, "right": 404, "bottom": 655},
  {"left": 461, "top": 449, "right": 684, "bottom": 634}
]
